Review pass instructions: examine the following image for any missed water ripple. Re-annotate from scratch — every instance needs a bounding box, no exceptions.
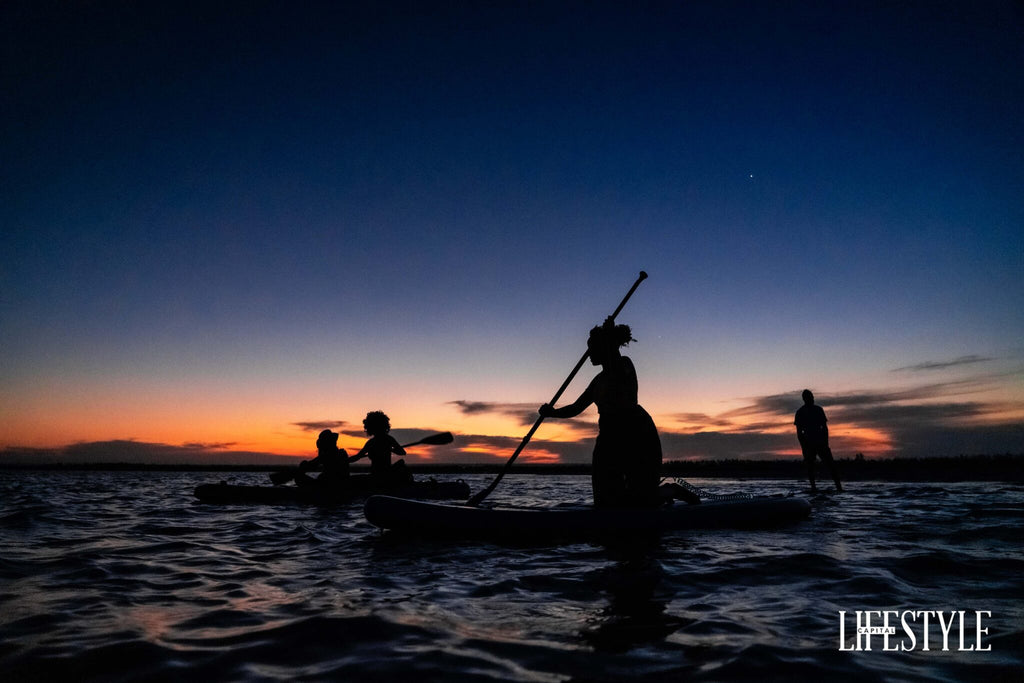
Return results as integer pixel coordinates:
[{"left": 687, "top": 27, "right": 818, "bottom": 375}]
[{"left": 0, "top": 472, "right": 1021, "bottom": 681}]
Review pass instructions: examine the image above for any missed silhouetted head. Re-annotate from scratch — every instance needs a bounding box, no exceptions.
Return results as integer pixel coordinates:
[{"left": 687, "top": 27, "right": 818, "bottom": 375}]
[
  {"left": 316, "top": 429, "right": 338, "bottom": 450},
  {"left": 588, "top": 321, "right": 634, "bottom": 365},
  {"left": 802, "top": 389, "right": 814, "bottom": 405},
  {"left": 363, "top": 411, "right": 391, "bottom": 436}
]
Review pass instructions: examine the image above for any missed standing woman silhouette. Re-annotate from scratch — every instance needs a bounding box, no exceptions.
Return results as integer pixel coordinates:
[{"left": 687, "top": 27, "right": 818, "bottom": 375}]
[{"left": 540, "top": 320, "right": 662, "bottom": 507}]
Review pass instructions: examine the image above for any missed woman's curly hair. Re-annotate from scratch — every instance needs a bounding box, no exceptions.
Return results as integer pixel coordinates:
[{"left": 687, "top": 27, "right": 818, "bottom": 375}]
[
  {"left": 588, "top": 321, "right": 635, "bottom": 349},
  {"left": 363, "top": 410, "right": 391, "bottom": 435}
]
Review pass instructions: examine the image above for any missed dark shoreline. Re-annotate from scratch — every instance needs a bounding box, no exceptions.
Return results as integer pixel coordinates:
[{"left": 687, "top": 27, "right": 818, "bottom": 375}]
[{"left": 1, "top": 454, "right": 1021, "bottom": 482}]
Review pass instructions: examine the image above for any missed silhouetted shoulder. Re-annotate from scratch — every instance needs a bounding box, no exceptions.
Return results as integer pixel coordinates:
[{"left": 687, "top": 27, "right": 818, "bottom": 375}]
[{"left": 795, "top": 404, "right": 826, "bottom": 427}]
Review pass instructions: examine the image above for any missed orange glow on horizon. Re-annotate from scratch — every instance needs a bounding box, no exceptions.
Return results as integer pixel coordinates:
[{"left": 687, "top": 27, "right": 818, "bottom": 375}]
[
  {"left": 457, "top": 444, "right": 510, "bottom": 460},
  {"left": 3, "top": 368, "right": 1019, "bottom": 463}
]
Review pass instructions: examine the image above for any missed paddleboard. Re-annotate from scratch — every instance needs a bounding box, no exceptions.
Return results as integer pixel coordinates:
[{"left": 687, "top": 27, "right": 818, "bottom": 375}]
[{"left": 364, "top": 494, "right": 812, "bottom": 538}]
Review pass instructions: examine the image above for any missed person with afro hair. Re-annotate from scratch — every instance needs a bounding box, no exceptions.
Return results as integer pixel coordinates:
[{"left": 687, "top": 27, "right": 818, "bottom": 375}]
[{"left": 350, "top": 411, "right": 411, "bottom": 485}]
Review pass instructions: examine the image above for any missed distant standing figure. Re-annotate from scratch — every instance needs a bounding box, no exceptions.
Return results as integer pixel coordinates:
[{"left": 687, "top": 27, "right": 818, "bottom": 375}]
[
  {"left": 351, "top": 411, "right": 411, "bottom": 485},
  {"left": 795, "top": 390, "right": 842, "bottom": 492},
  {"left": 540, "top": 320, "right": 663, "bottom": 507},
  {"left": 295, "top": 429, "right": 350, "bottom": 491}
]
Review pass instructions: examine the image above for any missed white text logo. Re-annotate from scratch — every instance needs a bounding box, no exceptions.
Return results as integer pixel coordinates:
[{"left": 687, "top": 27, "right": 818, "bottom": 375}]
[{"left": 838, "top": 610, "right": 991, "bottom": 652}]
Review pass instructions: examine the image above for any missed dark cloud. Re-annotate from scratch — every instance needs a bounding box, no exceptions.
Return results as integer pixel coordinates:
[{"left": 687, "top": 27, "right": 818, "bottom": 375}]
[
  {"left": 659, "top": 430, "right": 796, "bottom": 460},
  {"left": 696, "top": 375, "right": 1023, "bottom": 458},
  {"left": 452, "top": 397, "right": 602, "bottom": 446},
  {"left": 182, "top": 441, "right": 237, "bottom": 450},
  {"left": 449, "top": 400, "right": 540, "bottom": 426},
  {"left": 449, "top": 400, "right": 508, "bottom": 415},
  {"left": 725, "top": 421, "right": 793, "bottom": 434},
  {"left": 722, "top": 379, "right": 995, "bottom": 423},
  {"left": 718, "top": 392, "right": 802, "bottom": 420},
  {"left": 827, "top": 379, "right": 994, "bottom": 406},
  {"left": 453, "top": 433, "right": 595, "bottom": 464},
  {"left": 449, "top": 399, "right": 600, "bottom": 436},
  {"left": 292, "top": 420, "right": 347, "bottom": 432},
  {"left": 664, "top": 413, "right": 737, "bottom": 432},
  {"left": 1, "top": 440, "right": 295, "bottom": 465},
  {"left": 893, "top": 355, "right": 993, "bottom": 372},
  {"left": 833, "top": 401, "right": 989, "bottom": 428},
  {"left": 880, "top": 423, "right": 1024, "bottom": 457},
  {"left": 667, "top": 412, "right": 714, "bottom": 423}
]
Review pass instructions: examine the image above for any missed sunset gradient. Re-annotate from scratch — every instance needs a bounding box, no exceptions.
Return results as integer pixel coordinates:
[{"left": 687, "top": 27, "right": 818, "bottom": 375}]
[{"left": 3, "top": 3, "right": 1022, "bottom": 465}]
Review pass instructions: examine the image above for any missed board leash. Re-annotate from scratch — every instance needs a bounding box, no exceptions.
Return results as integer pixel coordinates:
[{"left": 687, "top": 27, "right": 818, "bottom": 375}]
[{"left": 662, "top": 477, "right": 753, "bottom": 502}]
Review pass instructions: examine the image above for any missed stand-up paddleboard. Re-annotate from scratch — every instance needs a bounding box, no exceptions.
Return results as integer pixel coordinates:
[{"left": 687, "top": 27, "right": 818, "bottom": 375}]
[
  {"left": 194, "top": 476, "right": 470, "bottom": 505},
  {"left": 364, "top": 495, "right": 812, "bottom": 538}
]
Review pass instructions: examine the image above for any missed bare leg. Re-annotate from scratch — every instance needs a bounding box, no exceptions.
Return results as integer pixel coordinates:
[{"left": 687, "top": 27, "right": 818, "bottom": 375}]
[
  {"left": 804, "top": 453, "right": 817, "bottom": 491},
  {"left": 822, "top": 448, "right": 842, "bottom": 492}
]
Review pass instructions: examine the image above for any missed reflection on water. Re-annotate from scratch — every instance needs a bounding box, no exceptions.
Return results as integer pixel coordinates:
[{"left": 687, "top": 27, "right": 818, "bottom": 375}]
[
  {"left": 1, "top": 472, "right": 1022, "bottom": 681},
  {"left": 582, "top": 538, "right": 685, "bottom": 653}
]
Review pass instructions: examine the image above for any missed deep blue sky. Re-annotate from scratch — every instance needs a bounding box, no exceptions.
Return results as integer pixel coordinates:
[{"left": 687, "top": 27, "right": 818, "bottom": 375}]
[{"left": 2, "top": 1, "right": 1022, "bottom": 460}]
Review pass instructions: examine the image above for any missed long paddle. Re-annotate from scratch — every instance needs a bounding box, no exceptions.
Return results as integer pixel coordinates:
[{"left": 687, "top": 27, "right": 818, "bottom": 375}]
[
  {"left": 466, "top": 271, "right": 648, "bottom": 506},
  {"left": 270, "top": 431, "right": 454, "bottom": 485}
]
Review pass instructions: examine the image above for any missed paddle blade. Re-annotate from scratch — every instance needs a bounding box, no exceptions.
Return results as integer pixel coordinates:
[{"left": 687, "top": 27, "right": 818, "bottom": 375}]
[
  {"left": 419, "top": 431, "right": 454, "bottom": 446},
  {"left": 401, "top": 432, "right": 454, "bottom": 448}
]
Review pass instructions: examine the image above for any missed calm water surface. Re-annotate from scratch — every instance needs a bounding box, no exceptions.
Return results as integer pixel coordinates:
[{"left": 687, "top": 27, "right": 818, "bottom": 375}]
[{"left": 1, "top": 473, "right": 1022, "bottom": 682}]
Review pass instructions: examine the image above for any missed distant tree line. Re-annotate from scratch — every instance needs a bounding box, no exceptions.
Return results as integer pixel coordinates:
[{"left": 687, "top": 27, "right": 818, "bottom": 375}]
[{"left": 2, "top": 453, "right": 1021, "bottom": 481}]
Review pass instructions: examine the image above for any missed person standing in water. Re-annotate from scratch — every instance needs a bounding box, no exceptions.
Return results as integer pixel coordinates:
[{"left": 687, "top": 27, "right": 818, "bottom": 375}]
[
  {"left": 539, "top": 320, "right": 663, "bottom": 507},
  {"left": 794, "top": 389, "right": 843, "bottom": 492},
  {"left": 294, "top": 429, "right": 350, "bottom": 492},
  {"left": 350, "top": 411, "right": 411, "bottom": 485}
]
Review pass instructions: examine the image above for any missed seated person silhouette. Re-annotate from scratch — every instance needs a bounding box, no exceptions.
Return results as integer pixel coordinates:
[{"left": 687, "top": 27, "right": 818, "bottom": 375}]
[
  {"left": 350, "top": 411, "right": 411, "bottom": 486},
  {"left": 294, "top": 429, "right": 350, "bottom": 492},
  {"left": 795, "top": 389, "right": 843, "bottom": 492}
]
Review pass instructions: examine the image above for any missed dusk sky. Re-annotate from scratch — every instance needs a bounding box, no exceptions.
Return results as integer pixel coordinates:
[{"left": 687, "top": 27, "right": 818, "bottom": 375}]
[{"left": 3, "top": 2, "right": 1022, "bottom": 464}]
